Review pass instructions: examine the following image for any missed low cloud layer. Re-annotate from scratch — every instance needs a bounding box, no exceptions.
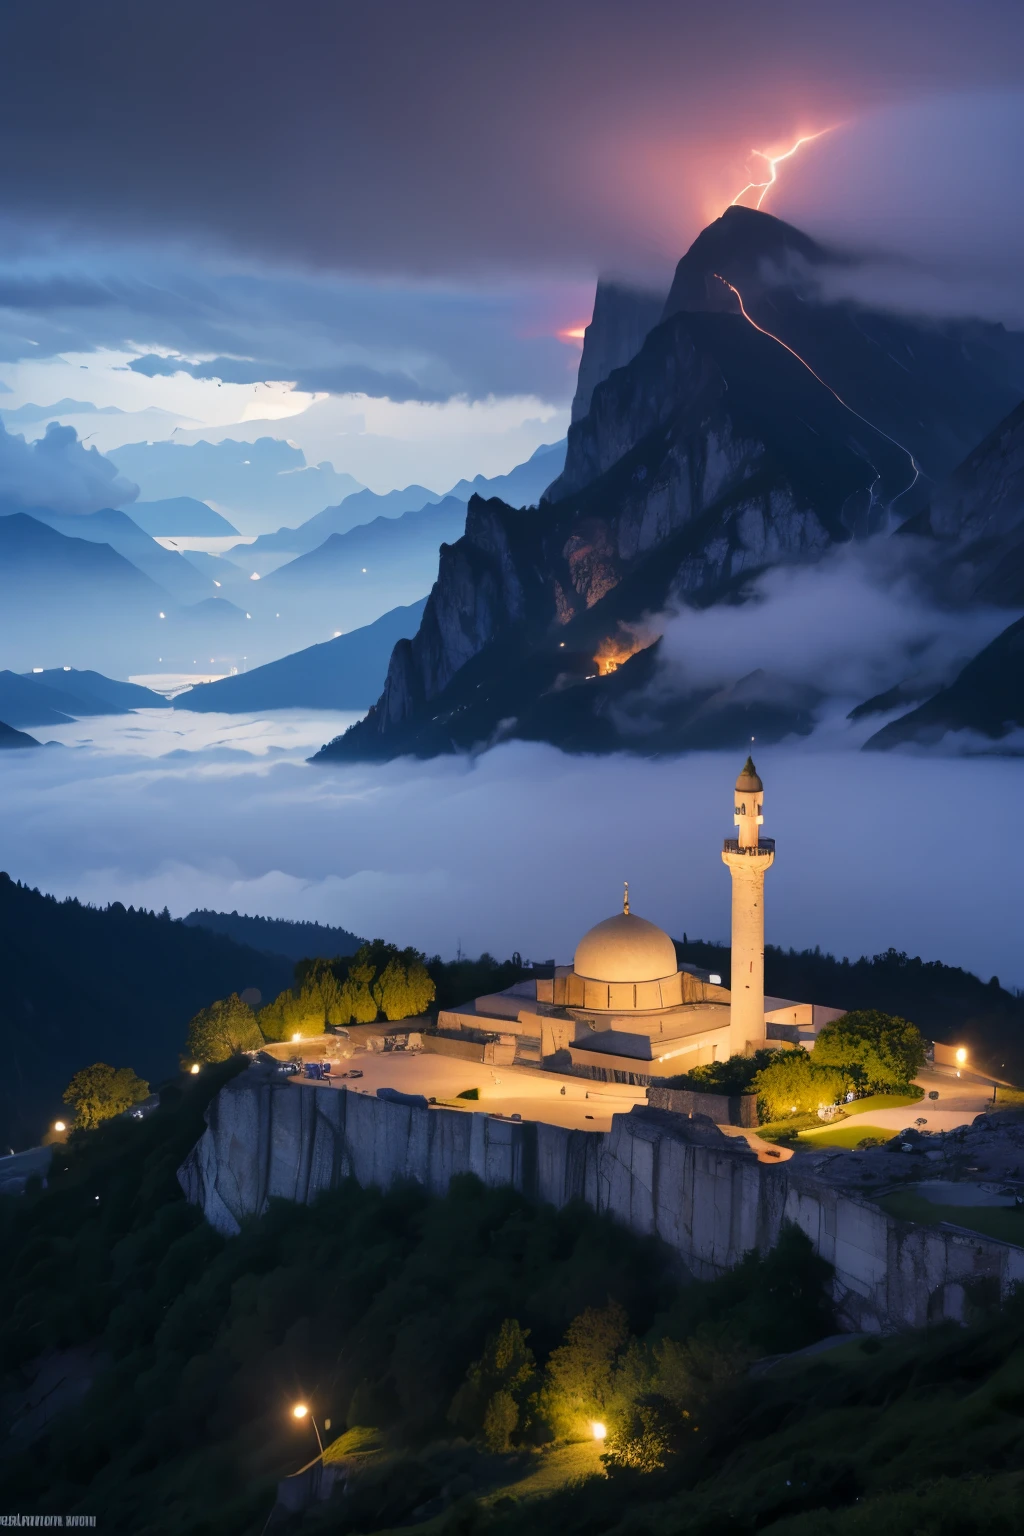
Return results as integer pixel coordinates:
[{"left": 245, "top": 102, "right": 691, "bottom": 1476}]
[
  {"left": 0, "top": 708, "right": 1018, "bottom": 991},
  {"left": 0, "top": 419, "right": 138, "bottom": 514},
  {"left": 649, "top": 537, "right": 1014, "bottom": 710}
]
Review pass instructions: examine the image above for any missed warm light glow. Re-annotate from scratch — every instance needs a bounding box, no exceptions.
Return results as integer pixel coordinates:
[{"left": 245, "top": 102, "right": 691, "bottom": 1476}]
[
  {"left": 292, "top": 1403, "right": 309, "bottom": 1420},
  {"left": 558, "top": 323, "right": 589, "bottom": 344},
  {"left": 594, "top": 629, "right": 649, "bottom": 677},
  {"left": 730, "top": 130, "right": 830, "bottom": 210},
  {"left": 292, "top": 1033, "right": 302, "bottom": 1042},
  {"left": 591, "top": 1420, "right": 607, "bottom": 1441},
  {"left": 54, "top": 1120, "right": 66, "bottom": 1133},
  {"left": 955, "top": 1047, "right": 968, "bottom": 1065},
  {"left": 190, "top": 1063, "right": 201, "bottom": 1075}
]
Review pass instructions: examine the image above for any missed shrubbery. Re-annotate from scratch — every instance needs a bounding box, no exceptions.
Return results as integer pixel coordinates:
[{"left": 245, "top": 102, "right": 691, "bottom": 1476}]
[
  {"left": 752, "top": 1052, "right": 853, "bottom": 1123},
  {"left": 184, "top": 993, "right": 262, "bottom": 1062},
  {"left": 812, "top": 1009, "right": 926, "bottom": 1090},
  {"left": 61, "top": 1062, "right": 150, "bottom": 1128}
]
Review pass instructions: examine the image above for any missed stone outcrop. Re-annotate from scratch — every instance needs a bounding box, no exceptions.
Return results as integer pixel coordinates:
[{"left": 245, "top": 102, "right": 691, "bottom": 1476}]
[
  {"left": 180, "top": 1071, "right": 1024, "bottom": 1332},
  {"left": 570, "top": 279, "right": 665, "bottom": 424}
]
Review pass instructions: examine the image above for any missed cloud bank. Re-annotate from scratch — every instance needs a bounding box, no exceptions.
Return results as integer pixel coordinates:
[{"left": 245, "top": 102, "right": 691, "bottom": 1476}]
[
  {"left": 0, "top": 419, "right": 138, "bottom": 514},
  {"left": 0, "top": 707, "right": 1019, "bottom": 990}
]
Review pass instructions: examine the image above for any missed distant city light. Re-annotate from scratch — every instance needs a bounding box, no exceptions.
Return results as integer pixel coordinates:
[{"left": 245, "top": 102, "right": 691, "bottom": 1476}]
[
  {"left": 190, "top": 1063, "right": 201, "bottom": 1075},
  {"left": 250, "top": 572, "right": 260, "bottom": 581},
  {"left": 955, "top": 1047, "right": 968, "bottom": 1065},
  {"left": 32, "top": 667, "right": 43, "bottom": 673},
  {"left": 159, "top": 611, "right": 165, "bottom": 619},
  {"left": 63, "top": 665, "right": 71, "bottom": 672},
  {"left": 591, "top": 1421, "right": 607, "bottom": 1440},
  {"left": 361, "top": 567, "right": 367, "bottom": 573},
  {"left": 214, "top": 580, "right": 221, "bottom": 587},
  {"left": 333, "top": 631, "right": 342, "bottom": 637},
  {"left": 245, "top": 612, "right": 251, "bottom": 619},
  {"left": 54, "top": 1120, "right": 66, "bottom": 1133}
]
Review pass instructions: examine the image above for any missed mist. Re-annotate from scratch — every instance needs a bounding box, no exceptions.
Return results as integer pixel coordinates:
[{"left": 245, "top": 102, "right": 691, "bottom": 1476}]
[
  {"left": 647, "top": 537, "right": 1016, "bottom": 712},
  {"left": 0, "top": 708, "right": 1019, "bottom": 991}
]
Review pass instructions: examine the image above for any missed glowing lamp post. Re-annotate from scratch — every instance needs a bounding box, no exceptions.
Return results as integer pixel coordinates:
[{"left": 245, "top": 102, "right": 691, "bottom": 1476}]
[
  {"left": 54, "top": 1121, "right": 66, "bottom": 1134},
  {"left": 591, "top": 1421, "right": 607, "bottom": 1441},
  {"left": 292, "top": 1402, "right": 324, "bottom": 1457},
  {"left": 190, "top": 1063, "right": 201, "bottom": 1075},
  {"left": 955, "top": 1048, "right": 967, "bottom": 1066}
]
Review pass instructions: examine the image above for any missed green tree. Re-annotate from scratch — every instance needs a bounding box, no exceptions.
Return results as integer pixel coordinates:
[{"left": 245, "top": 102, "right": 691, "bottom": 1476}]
[
  {"left": 812, "top": 1009, "right": 926, "bottom": 1090},
  {"left": 185, "top": 993, "right": 262, "bottom": 1063},
  {"left": 449, "top": 1318, "right": 536, "bottom": 1448},
  {"left": 675, "top": 1048, "right": 777, "bottom": 1096},
  {"left": 537, "top": 1301, "right": 631, "bottom": 1441},
  {"left": 336, "top": 961, "right": 379, "bottom": 1024},
  {"left": 752, "top": 1051, "right": 852, "bottom": 1123},
  {"left": 372, "top": 955, "right": 436, "bottom": 1022},
  {"left": 62, "top": 1063, "right": 150, "bottom": 1129}
]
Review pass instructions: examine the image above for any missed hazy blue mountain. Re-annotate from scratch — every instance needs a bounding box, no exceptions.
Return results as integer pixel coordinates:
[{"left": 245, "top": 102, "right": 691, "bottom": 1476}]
[
  {"left": 5, "top": 668, "right": 170, "bottom": 724},
  {"left": 252, "top": 497, "right": 465, "bottom": 646},
  {"left": 445, "top": 438, "right": 567, "bottom": 505},
  {"left": 180, "top": 547, "right": 257, "bottom": 602},
  {"left": 0, "top": 513, "right": 172, "bottom": 673},
  {"left": 172, "top": 598, "right": 427, "bottom": 713},
  {"left": 239, "top": 482, "right": 443, "bottom": 567},
  {"left": 0, "top": 720, "right": 40, "bottom": 749},
  {"left": 108, "top": 437, "right": 363, "bottom": 532},
  {"left": 184, "top": 909, "right": 363, "bottom": 960},
  {"left": 0, "top": 398, "right": 127, "bottom": 425},
  {"left": 18, "top": 504, "right": 216, "bottom": 605},
  {"left": 127, "top": 497, "right": 239, "bottom": 536}
]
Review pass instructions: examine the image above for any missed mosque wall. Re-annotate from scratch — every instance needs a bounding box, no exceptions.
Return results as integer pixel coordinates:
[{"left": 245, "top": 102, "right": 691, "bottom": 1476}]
[{"left": 179, "top": 1071, "right": 1024, "bottom": 1333}]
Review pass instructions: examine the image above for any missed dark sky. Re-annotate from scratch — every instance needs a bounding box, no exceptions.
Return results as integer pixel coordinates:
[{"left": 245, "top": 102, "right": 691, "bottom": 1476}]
[
  {"left": 2, "top": 0, "right": 1024, "bottom": 433},
  {"left": 3, "top": 0, "right": 1024, "bottom": 277}
]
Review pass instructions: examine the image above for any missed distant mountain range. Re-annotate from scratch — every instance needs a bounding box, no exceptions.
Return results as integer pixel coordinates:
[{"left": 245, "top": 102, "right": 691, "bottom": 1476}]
[
  {"left": 173, "top": 599, "right": 427, "bottom": 713},
  {"left": 237, "top": 440, "right": 566, "bottom": 572},
  {"left": 107, "top": 436, "right": 364, "bottom": 534},
  {"left": 0, "top": 668, "right": 169, "bottom": 727},
  {"left": 317, "top": 206, "right": 1024, "bottom": 764},
  {"left": 127, "top": 497, "right": 239, "bottom": 537},
  {"left": 864, "top": 615, "right": 1024, "bottom": 750},
  {"left": 0, "top": 720, "right": 39, "bottom": 749}
]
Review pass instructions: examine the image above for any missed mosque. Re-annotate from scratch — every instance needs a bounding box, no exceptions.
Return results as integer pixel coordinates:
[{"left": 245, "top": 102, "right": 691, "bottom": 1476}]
[{"left": 439, "top": 759, "right": 842, "bottom": 1082}]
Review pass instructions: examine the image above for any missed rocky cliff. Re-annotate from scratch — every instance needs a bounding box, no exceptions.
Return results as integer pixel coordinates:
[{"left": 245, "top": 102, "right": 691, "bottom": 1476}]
[
  {"left": 570, "top": 279, "right": 665, "bottom": 424},
  {"left": 180, "top": 1070, "right": 1024, "bottom": 1333},
  {"left": 315, "top": 206, "right": 1024, "bottom": 763}
]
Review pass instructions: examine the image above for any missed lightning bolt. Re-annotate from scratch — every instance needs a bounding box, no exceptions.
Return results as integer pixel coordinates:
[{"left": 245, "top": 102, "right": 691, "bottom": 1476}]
[
  {"left": 730, "top": 131, "right": 829, "bottom": 210},
  {"left": 713, "top": 273, "right": 920, "bottom": 508}
]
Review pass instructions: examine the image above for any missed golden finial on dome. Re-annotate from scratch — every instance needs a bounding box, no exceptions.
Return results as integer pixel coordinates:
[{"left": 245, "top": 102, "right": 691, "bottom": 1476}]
[{"left": 623, "top": 881, "right": 630, "bottom": 916}]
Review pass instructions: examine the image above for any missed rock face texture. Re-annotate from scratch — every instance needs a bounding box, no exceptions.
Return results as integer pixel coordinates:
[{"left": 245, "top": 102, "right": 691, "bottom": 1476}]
[
  {"left": 319, "top": 206, "right": 1024, "bottom": 764},
  {"left": 180, "top": 1071, "right": 1024, "bottom": 1332},
  {"left": 865, "top": 614, "right": 1024, "bottom": 749},
  {"left": 570, "top": 280, "right": 666, "bottom": 424}
]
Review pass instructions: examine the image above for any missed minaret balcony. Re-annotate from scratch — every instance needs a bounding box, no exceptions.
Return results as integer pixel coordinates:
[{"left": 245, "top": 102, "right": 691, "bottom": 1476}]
[{"left": 722, "top": 838, "right": 776, "bottom": 856}]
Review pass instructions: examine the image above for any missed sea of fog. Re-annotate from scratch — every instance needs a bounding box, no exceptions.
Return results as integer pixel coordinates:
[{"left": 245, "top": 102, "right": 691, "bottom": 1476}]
[{"left": 0, "top": 706, "right": 1020, "bottom": 990}]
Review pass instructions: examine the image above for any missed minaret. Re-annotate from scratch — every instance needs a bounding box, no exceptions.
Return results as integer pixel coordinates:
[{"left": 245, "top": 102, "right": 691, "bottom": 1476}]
[{"left": 721, "top": 757, "right": 775, "bottom": 1057}]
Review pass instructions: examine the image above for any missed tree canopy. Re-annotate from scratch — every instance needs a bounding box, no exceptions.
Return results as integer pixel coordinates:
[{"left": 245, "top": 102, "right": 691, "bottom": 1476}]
[
  {"left": 751, "top": 1052, "right": 852, "bottom": 1124},
  {"left": 185, "top": 993, "right": 262, "bottom": 1063},
  {"left": 62, "top": 1063, "right": 150, "bottom": 1129},
  {"left": 812, "top": 1009, "right": 926, "bottom": 1089}
]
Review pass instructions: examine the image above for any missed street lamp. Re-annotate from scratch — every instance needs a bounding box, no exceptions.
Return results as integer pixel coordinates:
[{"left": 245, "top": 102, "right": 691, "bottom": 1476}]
[
  {"left": 54, "top": 1121, "right": 66, "bottom": 1133},
  {"left": 591, "top": 1421, "right": 607, "bottom": 1441},
  {"left": 955, "top": 1048, "right": 967, "bottom": 1065},
  {"left": 292, "top": 1402, "right": 324, "bottom": 1456},
  {"left": 190, "top": 1063, "right": 201, "bottom": 1075}
]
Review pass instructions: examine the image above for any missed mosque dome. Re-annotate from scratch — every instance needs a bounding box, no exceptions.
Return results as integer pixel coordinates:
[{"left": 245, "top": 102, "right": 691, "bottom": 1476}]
[
  {"left": 573, "top": 911, "right": 678, "bottom": 984},
  {"left": 735, "top": 755, "right": 763, "bottom": 793}
]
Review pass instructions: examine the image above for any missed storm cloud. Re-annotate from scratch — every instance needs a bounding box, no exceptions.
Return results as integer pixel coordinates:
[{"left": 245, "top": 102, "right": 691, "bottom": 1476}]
[{"left": 0, "top": 418, "right": 137, "bottom": 514}]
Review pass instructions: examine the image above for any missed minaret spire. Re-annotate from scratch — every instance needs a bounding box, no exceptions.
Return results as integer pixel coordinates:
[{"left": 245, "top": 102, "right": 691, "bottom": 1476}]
[
  {"left": 722, "top": 758, "right": 775, "bottom": 1056},
  {"left": 623, "top": 880, "right": 630, "bottom": 916}
]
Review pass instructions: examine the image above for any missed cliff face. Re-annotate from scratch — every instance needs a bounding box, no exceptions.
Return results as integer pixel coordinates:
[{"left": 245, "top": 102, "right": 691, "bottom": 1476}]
[
  {"left": 570, "top": 279, "right": 666, "bottom": 424},
  {"left": 180, "top": 1070, "right": 1024, "bottom": 1333},
  {"left": 930, "top": 400, "right": 1024, "bottom": 605},
  {"left": 316, "top": 206, "right": 1024, "bottom": 762}
]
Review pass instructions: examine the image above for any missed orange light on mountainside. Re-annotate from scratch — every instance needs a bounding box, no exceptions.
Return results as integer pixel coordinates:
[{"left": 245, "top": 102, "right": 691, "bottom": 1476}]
[
  {"left": 594, "top": 630, "right": 649, "bottom": 676},
  {"left": 558, "top": 324, "right": 588, "bottom": 344}
]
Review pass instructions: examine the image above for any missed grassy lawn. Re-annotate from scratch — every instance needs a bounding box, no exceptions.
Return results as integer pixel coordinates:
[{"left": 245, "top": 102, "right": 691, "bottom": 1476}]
[
  {"left": 482, "top": 1441, "right": 606, "bottom": 1506},
  {"left": 879, "top": 1190, "right": 1024, "bottom": 1247},
  {"left": 796, "top": 1123, "right": 893, "bottom": 1150}
]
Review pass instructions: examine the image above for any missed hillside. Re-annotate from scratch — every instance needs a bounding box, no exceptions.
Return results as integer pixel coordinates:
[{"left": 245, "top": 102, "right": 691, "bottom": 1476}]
[
  {"left": 127, "top": 497, "right": 240, "bottom": 536},
  {"left": 0, "top": 720, "right": 39, "bottom": 749},
  {"left": 864, "top": 614, "right": 1024, "bottom": 750},
  {"left": 184, "top": 908, "right": 363, "bottom": 959},
  {"left": 0, "top": 874, "right": 291, "bottom": 1150},
  {"left": 172, "top": 599, "right": 427, "bottom": 713},
  {"left": 0, "top": 668, "right": 169, "bottom": 727}
]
